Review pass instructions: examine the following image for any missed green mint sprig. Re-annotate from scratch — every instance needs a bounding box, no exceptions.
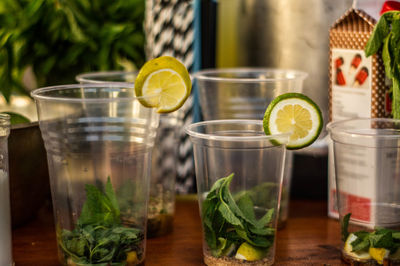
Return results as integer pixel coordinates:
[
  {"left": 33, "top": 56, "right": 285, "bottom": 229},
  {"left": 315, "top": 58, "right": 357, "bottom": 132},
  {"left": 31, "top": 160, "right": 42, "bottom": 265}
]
[
  {"left": 202, "top": 173, "right": 275, "bottom": 258},
  {"left": 59, "top": 177, "right": 143, "bottom": 265},
  {"left": 365, "top": 11, "right": 400, "bottom": 118}
]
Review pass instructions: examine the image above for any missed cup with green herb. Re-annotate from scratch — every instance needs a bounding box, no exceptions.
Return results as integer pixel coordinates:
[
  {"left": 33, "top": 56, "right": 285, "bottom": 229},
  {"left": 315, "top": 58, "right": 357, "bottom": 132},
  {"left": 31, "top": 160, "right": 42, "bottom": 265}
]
[
  {"left": 186, "top": 91, "right": 323, "bottom": 265},
  {"left": 185, "top": 120, "right": 289, "bottom": 265},
  {"left": 31, "top": 83, "right": 160, "bottom": 265},
  {"left": 76, "top": 71, "right": 183, "bottom": 238},
  {"left": 328, "top": 118, "right": 400, "bottom": 265}
]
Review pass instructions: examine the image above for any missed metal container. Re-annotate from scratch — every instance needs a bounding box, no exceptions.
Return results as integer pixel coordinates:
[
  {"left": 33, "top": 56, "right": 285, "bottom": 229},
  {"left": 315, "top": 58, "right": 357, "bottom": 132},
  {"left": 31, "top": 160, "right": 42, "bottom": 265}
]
[{"left": 217, "top": 0, "right": 353, "bottom": 127}]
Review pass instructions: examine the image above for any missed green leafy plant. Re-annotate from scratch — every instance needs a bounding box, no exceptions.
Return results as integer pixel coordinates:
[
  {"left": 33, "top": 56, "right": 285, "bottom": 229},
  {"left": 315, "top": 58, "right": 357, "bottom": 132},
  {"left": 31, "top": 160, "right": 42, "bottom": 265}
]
[
  {"left": 365, "top": 11, "right": 400, "bottom": 118},
  {"left": 0, "top": 0, "right": 145, "bottom": 102},
  {"left": 59, "top": 177, "right": 143, "bottom": 265},
  {"left": 202, "top": 173, "right": 275, "bottom": 259}
]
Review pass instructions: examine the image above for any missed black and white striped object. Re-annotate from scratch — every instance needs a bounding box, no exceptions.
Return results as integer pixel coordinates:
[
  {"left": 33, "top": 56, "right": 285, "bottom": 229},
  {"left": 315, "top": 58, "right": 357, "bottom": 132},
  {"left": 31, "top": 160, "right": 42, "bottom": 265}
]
[{"left": 145, "top": 0, "right": 196, "bottom": 194}]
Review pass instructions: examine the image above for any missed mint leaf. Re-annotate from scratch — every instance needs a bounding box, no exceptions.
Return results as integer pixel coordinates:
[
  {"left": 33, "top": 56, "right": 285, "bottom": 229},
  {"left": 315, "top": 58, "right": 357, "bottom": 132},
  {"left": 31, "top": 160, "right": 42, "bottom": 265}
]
[
  {"left": 105, "top": 176, "right": 120, "bottom": 221},
  {"left": 208, "top": 176, "right": 228, "bottom": 199},
  {"left": 382, "top": 33, "right": 393, "bottom": 79},
  {"left": 370, "top": 230, "right": 393, "bottom": 249},
  {"left": 350, "top": 231, "right": 370, "bottom": 252},
  {"left": 202, "top": 173, "right": 275, "bottom": 259},
  {"left": 212, "top": 237, "right": 227, "bottom": 257},
  {"left": 352, "top": 236, "right": 370, "bottom": 252},
  {"left": 249, "top": 226, "right": 275, "bottom": 236},
  {"left": 255, "top": 208, "right": 274, "bottom": 229},
  {"left": 236, "top": 192, "right": 256, "bottom": 222},
  {"left": 61, "top": 177, "right": 143, "bottom": 265},
  {"left": 78, "top": 178, "right": 120, "bottom": 227},
  {"left": 235, "top": 228, "right": 272, "bottom": 248},
  {"left": 218, "top": 202, "right": 243, "bottom": 227},
  {"left": 219, "top": 174, "right": 256, "bottom": 226},
  {"left": 365, "top": 11, "right": 400, "bottom": 119},
  {"left": 365, "top": 12, "right": 391, "bottom": 56},
  {"left": 393, "top": 232, "right": 400, "bottom": 240},
  {"left": 341, "top": 213, "right": 351, "bottom": 242},
  {"left": 204, "top": 220, "right": 217, "bottom": 250}
]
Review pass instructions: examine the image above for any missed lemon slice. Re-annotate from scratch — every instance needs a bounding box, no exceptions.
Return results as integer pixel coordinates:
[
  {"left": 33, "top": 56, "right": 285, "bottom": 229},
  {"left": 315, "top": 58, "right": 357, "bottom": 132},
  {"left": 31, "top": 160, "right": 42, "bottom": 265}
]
[
  {"left": 369, "top": 247, "right": 389, "bottom": 265},
  {"left": 263, "top": 93, "right": 323, "bottom": 150},
  {"left": 343, "top": 233, "right": 371, "bottom": 261},
  {"left": 134, "top": 56, "right": 191, "bottom": 113},
  {"left": 235, "top": 242, "right": 266, "bottom": 261},
  {"left": 126, "top": 251, "right": 139, "bottom": 265}
]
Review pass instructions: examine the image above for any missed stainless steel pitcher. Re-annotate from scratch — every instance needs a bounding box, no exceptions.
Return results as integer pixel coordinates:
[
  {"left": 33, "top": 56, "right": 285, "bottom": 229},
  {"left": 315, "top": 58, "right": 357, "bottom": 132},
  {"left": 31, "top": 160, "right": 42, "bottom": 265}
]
[{"left": 216, "top": 0, "right": 353, "bottom": 128}]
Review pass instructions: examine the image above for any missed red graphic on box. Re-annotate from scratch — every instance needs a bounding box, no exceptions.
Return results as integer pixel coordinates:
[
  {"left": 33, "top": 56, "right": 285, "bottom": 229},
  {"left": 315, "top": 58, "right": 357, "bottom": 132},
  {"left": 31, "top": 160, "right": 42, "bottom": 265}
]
[
  {"left": 335, "top": 57, "right": 344, "bottom": 68},
  {"left": 331, "top": 189, "right": 371, "bottom": 222},
  {"left": 347, "top": 194, "right": 371, "bottom": 222},
  {"left": 353, "top": 67, "right": 369, "bottom": 87},
  {"left": 350, "top": 53, "right": 362, "bottom": 73},
  {"left": 336, "top": 68, "right": 346, "bottom": 86}
]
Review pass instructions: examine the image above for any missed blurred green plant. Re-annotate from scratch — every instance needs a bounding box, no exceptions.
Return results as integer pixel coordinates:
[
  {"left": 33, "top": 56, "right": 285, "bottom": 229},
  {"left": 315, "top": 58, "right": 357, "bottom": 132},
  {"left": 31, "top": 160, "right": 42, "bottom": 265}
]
[{"left": 0, "top": 0, "right": 146, "bottom": 102}]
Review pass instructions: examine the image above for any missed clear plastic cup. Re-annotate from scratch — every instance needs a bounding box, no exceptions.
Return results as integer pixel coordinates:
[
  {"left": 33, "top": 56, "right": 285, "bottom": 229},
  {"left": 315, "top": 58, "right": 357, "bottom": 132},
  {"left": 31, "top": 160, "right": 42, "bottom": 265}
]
[
  {"left": 32, "top": 84, "right": 159, "bottom": 265},
  {"left": 76, "top": 71, "right": 182, "bottom": 237},
  {"left": 185, "top": 119, "right": 289, "bottom": 266},
  {"left": 0, "top": 114, "right": 12, "bottom": 266},
  {"left": 194, "top": 68, "right": 308, "bottom": 228},
  {"left": 328, "top": 118, "right": 400, "bottom": 265},
  {"left": 76, "top": 71, "right": 137, "bottom": 84}
]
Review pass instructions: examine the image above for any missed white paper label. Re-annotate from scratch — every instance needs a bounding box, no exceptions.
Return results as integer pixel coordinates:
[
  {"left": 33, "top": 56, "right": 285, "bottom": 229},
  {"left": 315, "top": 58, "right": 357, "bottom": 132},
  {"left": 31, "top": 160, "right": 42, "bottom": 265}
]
[{"left": 331, "top": 48, "right": 372, "bottom": 121}]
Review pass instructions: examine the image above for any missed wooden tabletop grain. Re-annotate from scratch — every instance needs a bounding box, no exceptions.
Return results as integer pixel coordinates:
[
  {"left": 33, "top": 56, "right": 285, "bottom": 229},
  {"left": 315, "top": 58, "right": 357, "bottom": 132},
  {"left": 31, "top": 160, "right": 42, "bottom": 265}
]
[{"left": 12, "top": 196, "right": 346, "bottom": 265}]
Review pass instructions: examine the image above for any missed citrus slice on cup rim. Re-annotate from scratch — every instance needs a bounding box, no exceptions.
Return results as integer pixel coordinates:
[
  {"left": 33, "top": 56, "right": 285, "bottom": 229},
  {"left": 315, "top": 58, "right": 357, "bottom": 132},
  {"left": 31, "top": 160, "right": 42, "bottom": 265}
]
[
  {"left": 134, "top": 56, "right": 192, "bottom": 113},
  {"left": 263, "top": 92, "right": 323, "bottom": 150}
]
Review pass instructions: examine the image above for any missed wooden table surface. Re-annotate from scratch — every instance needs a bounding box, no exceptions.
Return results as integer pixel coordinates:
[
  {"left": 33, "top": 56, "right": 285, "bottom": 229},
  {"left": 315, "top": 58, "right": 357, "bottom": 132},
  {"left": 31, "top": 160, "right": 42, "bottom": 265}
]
[{"left": 12, "top": 196, "right": 346, "bottom": 265}]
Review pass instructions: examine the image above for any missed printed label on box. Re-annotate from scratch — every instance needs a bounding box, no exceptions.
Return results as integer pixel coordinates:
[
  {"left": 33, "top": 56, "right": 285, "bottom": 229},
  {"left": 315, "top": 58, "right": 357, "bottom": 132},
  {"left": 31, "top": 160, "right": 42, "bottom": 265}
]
[{"left": 331, "top": 48, "right": 372, "bottom": 121}]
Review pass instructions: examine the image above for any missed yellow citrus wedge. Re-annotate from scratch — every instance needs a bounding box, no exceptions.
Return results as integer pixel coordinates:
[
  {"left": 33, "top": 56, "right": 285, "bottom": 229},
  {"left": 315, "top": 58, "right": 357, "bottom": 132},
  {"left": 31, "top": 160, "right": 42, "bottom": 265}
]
[
  {"left": 369, "top": 247, "right": 389, "bottom": 265},
  {"left": 263, "top": 93, "right": 323, "bottom": 150},
  {"left": 235, "top": 242, "right": 266, "bottom": 261},
  {"left": 343, "top": 233, "right": 371, "bottom": 261},
  {"left": 134, "top": 56, "right": 191, "bottom": 113}
]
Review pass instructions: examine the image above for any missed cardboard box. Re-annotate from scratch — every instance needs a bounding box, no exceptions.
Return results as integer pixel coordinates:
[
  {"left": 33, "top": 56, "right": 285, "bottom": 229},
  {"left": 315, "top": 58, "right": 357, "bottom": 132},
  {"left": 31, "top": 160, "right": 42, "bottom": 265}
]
[{"left": 328, "top": 8, "right": 391, "bottom": 220}]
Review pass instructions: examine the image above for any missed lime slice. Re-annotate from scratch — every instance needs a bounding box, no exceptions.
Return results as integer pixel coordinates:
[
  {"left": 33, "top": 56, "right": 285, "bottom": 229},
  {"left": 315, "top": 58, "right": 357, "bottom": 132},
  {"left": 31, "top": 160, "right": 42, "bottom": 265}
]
[
  {"left": 343, "top": 233, "right": 371, "bottom": 261},
  {"left": 235, "top": 242, "right": 266, "bottom": 261},
  {"left": 263, "top": 93, "right": 323, "bottom": 150},
  {"left": 369, "top": 247, "right": 389, "bottom": 264},
  {"left": 134, "top": 56, "right": 191, "bottom": 113}
]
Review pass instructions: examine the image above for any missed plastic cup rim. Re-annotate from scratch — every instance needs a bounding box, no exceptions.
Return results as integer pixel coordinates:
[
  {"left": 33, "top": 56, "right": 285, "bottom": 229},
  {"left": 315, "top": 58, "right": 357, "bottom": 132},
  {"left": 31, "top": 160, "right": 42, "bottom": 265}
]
[
  {"left": 185, "top": 119, "right": 290, "bottom": 142},
  {"left": 193, "top": 67, "right": 308, "bottom": 83},
  {"left": 327, "top": 117, "right": 400, "bottom": 140},
  {"left": 75, "top": 71, "right": 138, "bottom": 84},
  {"left": 31, "top": 83, "right": 154, "bottom": 103}
]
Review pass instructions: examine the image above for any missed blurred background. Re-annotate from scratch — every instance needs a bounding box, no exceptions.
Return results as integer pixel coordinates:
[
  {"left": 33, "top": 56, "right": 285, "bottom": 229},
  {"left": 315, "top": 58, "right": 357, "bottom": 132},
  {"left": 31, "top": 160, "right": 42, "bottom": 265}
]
[{"left": 0, "top": 0, "right": 387, "bottom": 227}]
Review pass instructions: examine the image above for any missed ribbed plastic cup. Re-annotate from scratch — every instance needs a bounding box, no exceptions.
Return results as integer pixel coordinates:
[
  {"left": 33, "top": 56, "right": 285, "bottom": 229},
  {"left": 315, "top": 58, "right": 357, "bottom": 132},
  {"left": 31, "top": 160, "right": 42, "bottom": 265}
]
[
  {"left": 194, "top": 68, "right": 307, "bottom": 228},
  {"left": 328, "top": 118, "right": 400, "bottom": 265},
  {"left": 186, "top": 119, "right": 289, "bottom": 266},
  {"left": 77, "top": 71, "right": 183, "bottom": 237},
  {"left": 32, "top": 83, "right": 159, "bottom": 265}
]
